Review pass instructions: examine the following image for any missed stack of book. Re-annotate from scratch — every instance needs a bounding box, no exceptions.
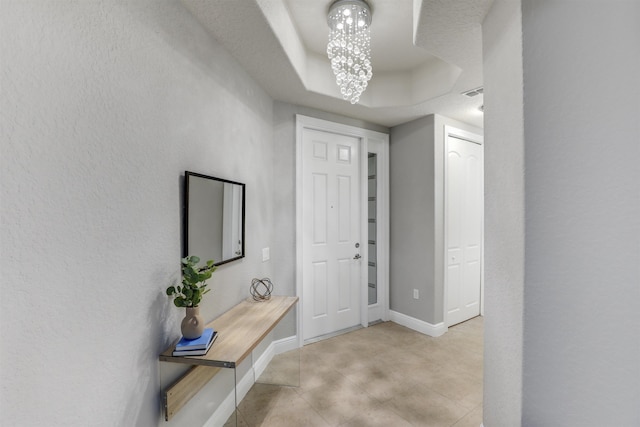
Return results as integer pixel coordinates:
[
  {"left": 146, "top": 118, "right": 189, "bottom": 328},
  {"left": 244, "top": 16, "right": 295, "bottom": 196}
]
[{"left": 172, "top": 328, "right": 217, "bottom": 356}]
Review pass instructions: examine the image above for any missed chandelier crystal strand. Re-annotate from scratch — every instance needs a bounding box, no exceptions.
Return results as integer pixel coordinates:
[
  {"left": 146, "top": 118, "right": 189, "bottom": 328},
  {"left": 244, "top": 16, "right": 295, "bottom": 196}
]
[{"left": 327, "top": 0, "right": 372, "bottom": 104}]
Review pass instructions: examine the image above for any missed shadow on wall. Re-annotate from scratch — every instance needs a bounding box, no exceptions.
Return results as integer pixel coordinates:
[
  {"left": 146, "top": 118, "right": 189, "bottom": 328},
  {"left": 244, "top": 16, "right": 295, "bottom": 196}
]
[
  {"left": 121, "top": 0, "right": 272, "bottom": 120},
  {"left": 121, "top": 269, "right": 182, "bottom": 426}
]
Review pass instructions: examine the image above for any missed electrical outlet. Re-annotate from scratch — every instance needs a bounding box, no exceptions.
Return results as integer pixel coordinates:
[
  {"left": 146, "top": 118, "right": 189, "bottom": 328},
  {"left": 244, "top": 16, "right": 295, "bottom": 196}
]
[
  {"left": 413, "top": 289, "right": 419, "bottom": 299},
  {"left": 262, "top": 247, "right": 270, "bottom": 262}
]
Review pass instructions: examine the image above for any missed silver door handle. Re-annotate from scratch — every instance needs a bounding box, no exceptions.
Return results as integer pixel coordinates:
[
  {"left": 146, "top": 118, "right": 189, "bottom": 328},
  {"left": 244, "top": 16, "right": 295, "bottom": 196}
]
[{"left": 354, "top": 254, "right": 361, "bottom": 260}]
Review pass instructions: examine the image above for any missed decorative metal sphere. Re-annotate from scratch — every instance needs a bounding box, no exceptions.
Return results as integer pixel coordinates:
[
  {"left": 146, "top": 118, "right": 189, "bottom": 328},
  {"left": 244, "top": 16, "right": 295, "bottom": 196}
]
[{"left": 250, "top": 278, "right": 274, "bottom": 302}]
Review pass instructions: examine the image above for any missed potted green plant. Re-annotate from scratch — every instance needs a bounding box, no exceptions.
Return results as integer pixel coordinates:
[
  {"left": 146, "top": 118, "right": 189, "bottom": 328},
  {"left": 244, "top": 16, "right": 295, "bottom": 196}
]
[{"left": 166, "top": 255, "right": 216, "bottom": 339}]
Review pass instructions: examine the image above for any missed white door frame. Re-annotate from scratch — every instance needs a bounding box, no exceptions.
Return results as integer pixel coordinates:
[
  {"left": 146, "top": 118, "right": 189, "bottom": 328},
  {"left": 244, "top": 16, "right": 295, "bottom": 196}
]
[
  {"left": 296, "top": 115, "right": 389, "bottom": 347},
  {"left": 443, "top": 125, "right": 485, "bottom": 328}
]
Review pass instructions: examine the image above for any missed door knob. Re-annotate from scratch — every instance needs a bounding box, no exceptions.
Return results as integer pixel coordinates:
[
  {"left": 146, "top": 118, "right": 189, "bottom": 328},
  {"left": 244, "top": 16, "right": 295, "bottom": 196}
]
[{"left": 354, "top": 254, "right": 361, "bottom": 260}]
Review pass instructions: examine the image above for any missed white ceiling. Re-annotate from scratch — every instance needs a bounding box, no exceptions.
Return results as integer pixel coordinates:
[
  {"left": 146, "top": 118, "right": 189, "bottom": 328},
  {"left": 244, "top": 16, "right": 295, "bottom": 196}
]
[
  {"left": 286, "top": 0, "right": 437, "bottom": 72},
  {"left": 180, "top": 0, "right": 492, "bottom": 128}
]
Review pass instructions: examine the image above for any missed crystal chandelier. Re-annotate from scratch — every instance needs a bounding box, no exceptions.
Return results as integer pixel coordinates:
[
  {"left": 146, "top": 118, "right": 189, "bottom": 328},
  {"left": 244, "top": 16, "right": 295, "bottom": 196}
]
[{"left": 326, "top": 0, "right": 372, "bottom": 104}]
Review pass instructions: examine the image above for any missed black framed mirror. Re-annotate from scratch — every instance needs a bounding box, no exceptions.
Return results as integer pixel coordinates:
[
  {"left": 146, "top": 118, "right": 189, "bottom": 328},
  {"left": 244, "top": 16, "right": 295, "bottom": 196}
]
[{"left": 184, "top": 171, "right": 245, "bottom": 266}]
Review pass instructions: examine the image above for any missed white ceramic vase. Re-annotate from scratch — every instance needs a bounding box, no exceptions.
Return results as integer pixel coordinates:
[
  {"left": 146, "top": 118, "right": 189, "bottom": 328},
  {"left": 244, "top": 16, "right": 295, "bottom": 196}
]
[{"left": 181, "top": 306, "right": 204, "bottom": 339}]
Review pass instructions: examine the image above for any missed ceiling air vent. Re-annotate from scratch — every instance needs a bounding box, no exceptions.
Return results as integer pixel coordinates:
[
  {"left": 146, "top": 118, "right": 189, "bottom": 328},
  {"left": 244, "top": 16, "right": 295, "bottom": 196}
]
[{"left": 462, "top": 87, "right": 483, "bottom": 97}]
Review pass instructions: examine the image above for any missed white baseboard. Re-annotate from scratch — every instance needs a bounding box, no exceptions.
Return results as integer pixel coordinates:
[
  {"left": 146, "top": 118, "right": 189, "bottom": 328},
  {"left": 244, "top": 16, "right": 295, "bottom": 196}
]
[
  {"left": 236, "top": 366, "right": 255, "bottom": 404},
  {"left": 204, "top": 335, "right": 299, "bottom": 426},
  {"left": 253, "top": 344, "right": 275, "bottom": 382},
  {"left": 273, "top": 335, "right": 299, "bottom": 354},
  {"left": 254, "top": 335, "right": 298, "bottom": 380},
  {"left": 389, "top": 310, "right": 447, "bottom": 337}
]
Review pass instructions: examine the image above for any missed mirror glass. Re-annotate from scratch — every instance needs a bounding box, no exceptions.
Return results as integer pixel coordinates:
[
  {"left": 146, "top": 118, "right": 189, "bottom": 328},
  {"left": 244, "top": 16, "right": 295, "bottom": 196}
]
[{"left": 184, "top": 171, "right": 245, "bottom": 266}]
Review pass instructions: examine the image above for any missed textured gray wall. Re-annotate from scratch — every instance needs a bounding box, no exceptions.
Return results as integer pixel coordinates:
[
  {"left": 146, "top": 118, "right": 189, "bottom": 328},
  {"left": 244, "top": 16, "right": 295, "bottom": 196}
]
[
  {"left": 483, "top": 1, "right": 640, "bottom": 426},
  {"left": 521, "top": 0, "right": 640, "bottom": 424},
  {"left": 481, "top": 0, "right": 525, "bottom": 425},
  {"left": 1, "top": 1, "right": 276, "bottom": 425},
  {"left": 390, "top": 116, "right": 436, "bottom": 323}
]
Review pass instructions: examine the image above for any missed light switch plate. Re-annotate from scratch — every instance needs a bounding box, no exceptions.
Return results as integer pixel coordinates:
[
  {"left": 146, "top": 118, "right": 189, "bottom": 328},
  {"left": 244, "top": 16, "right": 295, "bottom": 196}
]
[{"left": 262, "top": 247, "right": 270, "bottom": 262}]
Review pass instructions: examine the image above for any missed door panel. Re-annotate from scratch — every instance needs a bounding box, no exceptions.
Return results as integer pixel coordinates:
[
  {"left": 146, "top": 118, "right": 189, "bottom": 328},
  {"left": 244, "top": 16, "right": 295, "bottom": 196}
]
[
  {"left": 312, "top": 174, "right": 328, "bottom": 244},
  {"left": 447, "top": 263, "right": 461, "bottom": 312},
  {"left": 337, "top": 175, "right": 352, "bottom": 242},
  {"left": 337, "top": 258, "right": 351, "bottom": 311},
  {"left": 312, "top": 262, "right": 328, "bottom": 318}
]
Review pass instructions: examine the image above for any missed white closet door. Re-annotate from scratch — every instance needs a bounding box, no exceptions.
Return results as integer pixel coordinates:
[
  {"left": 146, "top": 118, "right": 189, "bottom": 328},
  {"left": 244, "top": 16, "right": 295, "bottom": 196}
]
[{"left": 446, "top": 135, "right": 483, "bottom": 327}]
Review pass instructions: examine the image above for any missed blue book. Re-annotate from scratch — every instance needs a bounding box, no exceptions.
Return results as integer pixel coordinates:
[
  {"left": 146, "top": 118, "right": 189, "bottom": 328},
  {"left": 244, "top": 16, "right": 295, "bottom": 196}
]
[
  {"left": 175, "top": 328, "right": 215, "bottom": 351},
  {"left": 173, "top": 332, "right": 217, "bottom": 356}
]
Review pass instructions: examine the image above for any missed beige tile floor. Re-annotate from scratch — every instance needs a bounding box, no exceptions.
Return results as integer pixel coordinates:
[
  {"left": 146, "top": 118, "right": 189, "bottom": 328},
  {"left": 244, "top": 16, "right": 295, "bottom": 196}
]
[{"left": 229, "top": 316, "right": 483, "bottom": 427}]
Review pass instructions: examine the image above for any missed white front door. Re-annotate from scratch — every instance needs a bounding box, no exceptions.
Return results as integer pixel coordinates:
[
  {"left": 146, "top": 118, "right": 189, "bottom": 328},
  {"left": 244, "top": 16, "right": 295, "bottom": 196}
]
[
  {"left": 301, "top": 127, "right": 362, "bottom": 341},
  {"left": 446, "top": 134, "right": 483, "bottom": 327}
]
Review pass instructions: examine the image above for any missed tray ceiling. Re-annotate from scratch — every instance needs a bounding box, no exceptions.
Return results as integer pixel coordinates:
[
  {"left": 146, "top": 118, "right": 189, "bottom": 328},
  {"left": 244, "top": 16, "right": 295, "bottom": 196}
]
[{"left": 180, "top": 0, "right": 493, "bottom": 128}]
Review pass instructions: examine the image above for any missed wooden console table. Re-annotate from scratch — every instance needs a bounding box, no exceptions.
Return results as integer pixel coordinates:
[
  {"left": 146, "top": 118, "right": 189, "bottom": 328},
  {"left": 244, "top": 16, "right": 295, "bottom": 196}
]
[{"left": 159, "top": 295, "right": 298, "bottom": 421}]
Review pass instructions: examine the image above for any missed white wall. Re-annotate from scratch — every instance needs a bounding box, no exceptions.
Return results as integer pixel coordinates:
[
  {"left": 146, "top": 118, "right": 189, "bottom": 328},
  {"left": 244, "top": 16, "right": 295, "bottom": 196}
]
[
  {"left": 520, "top": 0, "right": 640, "bottom": 424},
  {"left": 0, "top": 1, "right": 278, "bottom": 425},
  {"left": 481, "top": 0, "right": 525, "bottom": 425}
]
